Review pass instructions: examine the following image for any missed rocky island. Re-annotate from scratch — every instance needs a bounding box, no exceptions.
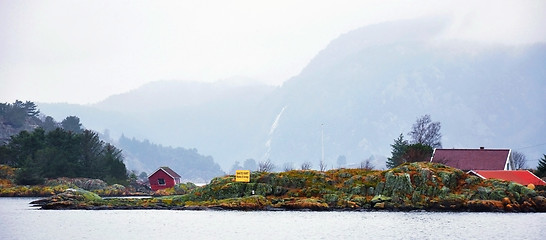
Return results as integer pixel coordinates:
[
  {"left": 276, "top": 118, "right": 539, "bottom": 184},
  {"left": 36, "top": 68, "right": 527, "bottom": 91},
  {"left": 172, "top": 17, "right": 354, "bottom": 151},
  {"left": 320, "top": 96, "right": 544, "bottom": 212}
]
[{"left": 31, "top": 162, "right": 546, "bottom": 212}]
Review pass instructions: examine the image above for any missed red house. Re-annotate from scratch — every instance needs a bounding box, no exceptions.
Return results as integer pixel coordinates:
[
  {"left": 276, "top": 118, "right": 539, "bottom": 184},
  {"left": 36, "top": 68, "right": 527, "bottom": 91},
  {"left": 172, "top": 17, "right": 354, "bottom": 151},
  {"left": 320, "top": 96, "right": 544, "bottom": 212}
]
[
  {"left": 469, "top": 170, "right": 546, "bottom": 186},
  {"left": 148, "top": 167, "right": 181, "bottom": 191},
  {"left": 430, "top": 148, "right": 512, "bottom": 171}
]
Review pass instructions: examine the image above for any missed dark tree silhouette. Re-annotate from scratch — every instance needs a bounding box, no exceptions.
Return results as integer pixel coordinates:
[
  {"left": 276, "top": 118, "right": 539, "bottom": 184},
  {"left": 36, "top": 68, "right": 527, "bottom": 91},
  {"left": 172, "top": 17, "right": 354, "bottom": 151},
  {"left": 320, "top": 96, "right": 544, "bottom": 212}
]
[
  {"left": 3, "top": 128, "right": 128, "bottom": 185},
  {"left": 258, "top": 159, "right": 275, "bottom": 172},
  {"left": 23, "top": 101, "right": 40, "bottom": 116},
  {"left": 537, "top": 154, "right": 546, "bottom": 178},
  {"left": 386, "top": 134, "right": 408, "bottom": 168},
  {"left": 61, "top": 116, "right": 83, "bottom": 133},
  {"left": 301, "top": 161, "right": 312, "bottom": 170},
  {"left": 43, "top": 116, "right": 58, "bottom": 132},
  {"left": 402, "top": 143, "right": 433, "bottom": 163}
]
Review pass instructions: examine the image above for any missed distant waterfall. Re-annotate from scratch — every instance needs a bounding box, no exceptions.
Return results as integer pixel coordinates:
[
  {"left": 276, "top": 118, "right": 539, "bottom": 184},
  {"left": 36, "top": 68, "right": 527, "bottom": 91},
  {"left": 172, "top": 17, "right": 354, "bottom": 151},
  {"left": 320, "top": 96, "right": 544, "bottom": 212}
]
[{"left": 263, "top": 106, "right": 286, "bottom": 161}]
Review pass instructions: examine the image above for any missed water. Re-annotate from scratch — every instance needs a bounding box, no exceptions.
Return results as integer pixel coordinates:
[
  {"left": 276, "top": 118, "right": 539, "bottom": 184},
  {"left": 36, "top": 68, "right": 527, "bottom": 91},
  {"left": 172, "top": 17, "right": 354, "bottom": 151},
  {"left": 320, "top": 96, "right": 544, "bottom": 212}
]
[{"left": 1, "top": 198, "right": 545, "bottom": 240}]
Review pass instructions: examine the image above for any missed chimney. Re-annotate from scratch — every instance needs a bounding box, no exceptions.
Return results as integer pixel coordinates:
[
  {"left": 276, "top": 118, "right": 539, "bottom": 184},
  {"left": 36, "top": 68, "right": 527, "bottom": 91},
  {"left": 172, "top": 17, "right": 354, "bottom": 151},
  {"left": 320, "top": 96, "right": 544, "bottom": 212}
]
[{"left": 480, "top": 147, "right": 485, "bottom": 150}]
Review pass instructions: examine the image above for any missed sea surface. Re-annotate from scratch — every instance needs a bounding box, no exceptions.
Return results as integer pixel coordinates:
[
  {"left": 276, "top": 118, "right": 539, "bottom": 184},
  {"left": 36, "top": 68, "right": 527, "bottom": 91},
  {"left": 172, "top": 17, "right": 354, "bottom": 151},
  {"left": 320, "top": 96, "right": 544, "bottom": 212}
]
[{"left": 1, "top": 197, "right": 545, "bottom": 240}]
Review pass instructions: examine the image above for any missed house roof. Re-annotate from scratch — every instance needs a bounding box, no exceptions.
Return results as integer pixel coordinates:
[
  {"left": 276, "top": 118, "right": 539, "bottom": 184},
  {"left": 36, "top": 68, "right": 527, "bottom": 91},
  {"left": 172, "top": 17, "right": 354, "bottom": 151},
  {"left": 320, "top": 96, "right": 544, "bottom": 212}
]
[
  {"left": 469, "top": 170, "right": 546, "bottom": 186},
  {"left": 430, "top": 148, "right": 511, "bottom": 170},
  {"left": 150, "top": 167, "right": 181, "bottom": 179}
]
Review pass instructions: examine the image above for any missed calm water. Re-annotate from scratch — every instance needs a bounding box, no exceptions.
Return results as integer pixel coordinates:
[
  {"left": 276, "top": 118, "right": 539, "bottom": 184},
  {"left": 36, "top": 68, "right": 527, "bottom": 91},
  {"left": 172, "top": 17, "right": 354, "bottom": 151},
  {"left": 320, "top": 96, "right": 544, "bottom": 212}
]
[{"left": 1, "top": 198, "right": 545, "bottom": 240}]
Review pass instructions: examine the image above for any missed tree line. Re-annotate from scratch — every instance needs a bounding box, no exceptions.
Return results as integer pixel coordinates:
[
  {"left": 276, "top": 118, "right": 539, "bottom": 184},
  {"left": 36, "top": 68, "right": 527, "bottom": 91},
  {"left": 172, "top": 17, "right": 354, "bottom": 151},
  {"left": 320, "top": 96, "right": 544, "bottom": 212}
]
[
  {"left": 0, "top": 128, "right": 127, "bottom": 185},
  {"left": 1, "top": 100, "right": 127, "bottom": 185},
  {"left": 0, "top": 100, "right": 40, "bottom": 128}
]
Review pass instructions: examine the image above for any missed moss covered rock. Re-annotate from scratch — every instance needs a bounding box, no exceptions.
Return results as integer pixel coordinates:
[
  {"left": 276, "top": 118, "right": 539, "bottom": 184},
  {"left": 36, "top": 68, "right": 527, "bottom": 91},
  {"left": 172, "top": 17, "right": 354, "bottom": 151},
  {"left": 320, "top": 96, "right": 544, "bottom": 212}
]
[{"left": 28, "top": 162, "right": 546, "bottom": 212}]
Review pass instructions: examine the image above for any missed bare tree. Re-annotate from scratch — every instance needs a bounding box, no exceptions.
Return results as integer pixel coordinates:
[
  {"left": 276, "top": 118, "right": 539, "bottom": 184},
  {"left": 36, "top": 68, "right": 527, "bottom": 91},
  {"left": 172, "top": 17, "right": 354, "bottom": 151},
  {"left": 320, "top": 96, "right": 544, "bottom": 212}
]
[
  {"left": 301, "top": 161, "right": 312, "bottom": 170},
  {"left": 258, "top": 159, "right": 275, "bottom": 172},
  {"left": 408, "top": 114, "right": 442, "bottom": 148},
  {"left": 360, "top": 158, "right": 375, "bottom": 170},
  {"left": 510, "top": 151, "right": 527, "bottom": 169},
  {"left": 319, "top": 160, "right": 327, "bottom": 171},
  {"left": 283, "top": 162, "right": 294, "bottom": 172}
]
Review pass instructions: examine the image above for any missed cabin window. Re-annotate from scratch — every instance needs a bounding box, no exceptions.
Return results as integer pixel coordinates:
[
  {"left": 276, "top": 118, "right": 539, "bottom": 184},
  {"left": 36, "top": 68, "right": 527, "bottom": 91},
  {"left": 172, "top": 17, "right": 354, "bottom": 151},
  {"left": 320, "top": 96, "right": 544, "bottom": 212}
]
[{"left": 158, "top": 178, "right": 166, "bottom": 185}]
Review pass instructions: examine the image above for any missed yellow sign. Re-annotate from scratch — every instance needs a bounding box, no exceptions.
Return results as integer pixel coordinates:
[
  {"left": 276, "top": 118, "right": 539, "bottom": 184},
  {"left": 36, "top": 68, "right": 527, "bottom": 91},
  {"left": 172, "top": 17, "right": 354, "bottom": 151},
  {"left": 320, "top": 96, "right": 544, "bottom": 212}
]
[{"left": 235, "top": 170, "right": 250, "bottom": 182}]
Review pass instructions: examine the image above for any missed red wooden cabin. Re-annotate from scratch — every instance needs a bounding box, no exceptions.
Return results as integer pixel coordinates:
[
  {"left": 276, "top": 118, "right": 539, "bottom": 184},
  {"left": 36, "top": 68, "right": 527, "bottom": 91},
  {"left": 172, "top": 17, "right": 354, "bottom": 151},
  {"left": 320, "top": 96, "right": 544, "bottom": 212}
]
[{"left": 148, "top": 167, "right": 181, "bottom": 191}]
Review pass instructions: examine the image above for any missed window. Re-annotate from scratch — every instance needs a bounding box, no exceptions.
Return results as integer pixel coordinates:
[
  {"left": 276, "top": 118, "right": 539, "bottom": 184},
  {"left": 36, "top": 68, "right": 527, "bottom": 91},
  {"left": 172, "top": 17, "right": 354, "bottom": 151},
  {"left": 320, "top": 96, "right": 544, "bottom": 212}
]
[{"left": 158, "top": 178, "right": 166, "bottom": 185}]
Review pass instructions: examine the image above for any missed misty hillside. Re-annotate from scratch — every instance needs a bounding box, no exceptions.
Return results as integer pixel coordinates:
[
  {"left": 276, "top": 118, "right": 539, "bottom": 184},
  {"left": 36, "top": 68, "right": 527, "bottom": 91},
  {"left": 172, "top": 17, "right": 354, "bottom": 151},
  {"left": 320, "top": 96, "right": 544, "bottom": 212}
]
[
  {"left": 265, "top": 18, "right": 546, "bottom": 169},
  {"left": 94, "top": 80, "right": 276, "bottom": 113},
  {"left": 40, "top": 18, "right": 546, "bottom": 171},
  {"left": 116, "top": 135, "right": 224, "bottom": 183},
  {"left": 40, "top": 80, "right": 277, "bottom": 171}
]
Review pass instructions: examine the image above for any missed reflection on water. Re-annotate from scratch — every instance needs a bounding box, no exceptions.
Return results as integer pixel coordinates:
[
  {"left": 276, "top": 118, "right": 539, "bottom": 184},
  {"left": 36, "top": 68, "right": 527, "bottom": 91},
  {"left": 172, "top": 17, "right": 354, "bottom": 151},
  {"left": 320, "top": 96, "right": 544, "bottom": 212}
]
[{"left": 1, "top": 198, "right": 545, "bottom": 240}]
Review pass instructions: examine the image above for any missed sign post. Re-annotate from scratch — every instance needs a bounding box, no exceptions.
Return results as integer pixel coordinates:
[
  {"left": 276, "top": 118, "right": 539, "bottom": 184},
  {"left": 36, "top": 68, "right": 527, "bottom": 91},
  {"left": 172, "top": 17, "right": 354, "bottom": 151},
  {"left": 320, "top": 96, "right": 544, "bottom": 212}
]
[{"left": 235, "top": 170, "right": 251, "bottom": 182}]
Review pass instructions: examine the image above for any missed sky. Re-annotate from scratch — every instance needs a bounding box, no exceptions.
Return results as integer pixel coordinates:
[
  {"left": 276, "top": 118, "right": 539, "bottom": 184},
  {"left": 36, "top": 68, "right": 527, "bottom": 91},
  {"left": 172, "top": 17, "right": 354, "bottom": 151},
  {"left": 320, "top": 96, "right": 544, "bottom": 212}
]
[{"left": 1, "top": 0, "right": 545, "bottom": 104}]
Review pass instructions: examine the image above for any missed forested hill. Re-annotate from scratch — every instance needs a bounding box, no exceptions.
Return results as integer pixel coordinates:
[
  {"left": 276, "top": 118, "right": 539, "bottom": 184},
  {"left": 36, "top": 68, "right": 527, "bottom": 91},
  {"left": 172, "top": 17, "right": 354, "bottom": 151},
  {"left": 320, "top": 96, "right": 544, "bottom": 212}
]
[
  {"left": 0, "top": 101, "right": 49, "bottom": 144},
  {"left": 117, "top": 135, "right": 224, "bottom": 183},
  {"left": 1, "top": 101, "right": 128, "bottom": 185},
  {"left": 1, "top": 101, "right": 225, "bottom": 183}
]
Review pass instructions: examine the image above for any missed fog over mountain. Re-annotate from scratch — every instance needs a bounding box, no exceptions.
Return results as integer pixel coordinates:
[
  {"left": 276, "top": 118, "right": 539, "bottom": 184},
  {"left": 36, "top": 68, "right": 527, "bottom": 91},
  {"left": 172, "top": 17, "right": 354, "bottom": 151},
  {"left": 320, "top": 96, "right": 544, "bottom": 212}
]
[{"left": 40, "top": 18, "right": 546, "bottom": 172}]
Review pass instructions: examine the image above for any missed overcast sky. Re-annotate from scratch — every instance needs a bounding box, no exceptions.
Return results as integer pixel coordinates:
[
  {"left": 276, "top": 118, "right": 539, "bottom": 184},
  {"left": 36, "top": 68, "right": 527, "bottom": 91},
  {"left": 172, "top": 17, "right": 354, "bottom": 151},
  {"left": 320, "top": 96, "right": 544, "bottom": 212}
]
[{"left": 1, "top": 0, "right": 545, "bottom": 104}]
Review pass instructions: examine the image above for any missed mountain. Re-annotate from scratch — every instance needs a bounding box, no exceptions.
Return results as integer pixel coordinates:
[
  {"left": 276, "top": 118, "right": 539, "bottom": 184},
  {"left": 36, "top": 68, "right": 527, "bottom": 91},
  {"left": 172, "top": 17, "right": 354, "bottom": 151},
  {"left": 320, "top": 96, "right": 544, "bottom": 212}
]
[
  {"left": 41, "top": 80, "right": 278, "bottom": 171},
  {"left": 40, "top": 18, "right": 546, "bottom": 171},
  {"left": 265, "top": 18, "right": 546, "bottom": 169}
]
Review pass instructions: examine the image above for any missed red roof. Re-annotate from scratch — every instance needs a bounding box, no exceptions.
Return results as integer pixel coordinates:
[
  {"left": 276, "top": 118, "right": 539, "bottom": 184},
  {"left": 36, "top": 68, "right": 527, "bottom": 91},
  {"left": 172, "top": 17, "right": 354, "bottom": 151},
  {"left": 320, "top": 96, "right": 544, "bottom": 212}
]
[
  {"left": 431, "top": 148, "right": 511, "bottom": 171},
  {"left": 470, "top": 170, "right": 546, "bottom": 186},
  {"left": 152, "top": 167, "right": 181, "bottom": 179}
]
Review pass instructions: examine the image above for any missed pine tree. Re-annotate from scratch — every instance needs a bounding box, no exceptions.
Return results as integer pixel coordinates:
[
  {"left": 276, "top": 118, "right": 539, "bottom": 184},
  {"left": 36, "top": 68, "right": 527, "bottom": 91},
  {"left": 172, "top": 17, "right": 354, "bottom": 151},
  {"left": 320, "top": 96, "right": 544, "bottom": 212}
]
[
  {"left": 386, "top": 134, "right": 408, "bottom": 168},
  {"left": 537, "top": 154, "right": 546, "bottom": 178}
]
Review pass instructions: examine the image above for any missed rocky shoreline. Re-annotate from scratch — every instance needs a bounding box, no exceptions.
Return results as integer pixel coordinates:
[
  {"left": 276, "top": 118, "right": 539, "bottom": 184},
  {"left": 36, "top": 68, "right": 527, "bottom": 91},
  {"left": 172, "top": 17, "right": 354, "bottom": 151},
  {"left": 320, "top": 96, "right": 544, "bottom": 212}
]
[{"left": 30, "top": 162, "right": 546, "bottom": 212}]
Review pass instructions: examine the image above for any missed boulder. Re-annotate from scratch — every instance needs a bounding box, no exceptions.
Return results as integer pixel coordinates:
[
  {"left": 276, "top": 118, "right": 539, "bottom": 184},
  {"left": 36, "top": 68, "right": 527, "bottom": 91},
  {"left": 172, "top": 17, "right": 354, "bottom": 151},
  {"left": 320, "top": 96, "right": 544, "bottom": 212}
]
[
  {"left": 371, "top": 195, "right": 392, "bottom": 204},
  {"left": 373, "top": 202, "right": 385, "bottom": 209},
  {"left": 31, "top": 188, "right": 102, "bottom": 209},
  {"left": 531, "top": 196, "right": 546, "bottom": 212}
]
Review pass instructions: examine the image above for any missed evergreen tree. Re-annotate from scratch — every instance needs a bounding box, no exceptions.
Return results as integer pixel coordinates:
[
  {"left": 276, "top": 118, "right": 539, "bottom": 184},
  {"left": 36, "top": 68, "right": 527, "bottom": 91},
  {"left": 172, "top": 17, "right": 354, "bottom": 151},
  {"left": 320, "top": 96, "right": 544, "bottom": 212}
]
[
  {"left": 537, "top": 154, "right": 546, "bottom": 178},
  {"left": 79, "top": 130, "right": 104, "bottom": 178},
  {"left": 2, "top": 102, "right": 27, "bottom": 128},
  {"left": 42, "top": 116, "right": 58, "bottom": 132},
  {"left": 61, "top": 116, "right": 83, "bottom": 133},
  {"left": 23, "top": 101, "right": 39, "bottom": 116},
  {"left": 101, "top": 143, "right": 127, "bottom": 184},
  {"left": 4, "top": 128, "right": 128, "bottom": 185},
  {"left": 15, "top": 157, "right": 44, "bottom": 185},
  {"left": 7, "top": 128, "right": 46, "bottom": 167},
  {"left": 386, "top": 134, "right": 408, "bottom": 168},
  {"left": 403, "top": 143, "right": 433, "bottom": 163}
]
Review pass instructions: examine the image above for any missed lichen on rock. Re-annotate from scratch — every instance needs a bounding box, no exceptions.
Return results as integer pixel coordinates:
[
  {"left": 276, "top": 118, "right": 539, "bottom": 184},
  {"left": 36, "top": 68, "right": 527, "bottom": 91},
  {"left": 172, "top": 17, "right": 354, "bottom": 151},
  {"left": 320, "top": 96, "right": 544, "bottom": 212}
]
[{"left": 29, "top": 162, "right": 546, "bottom": 212}]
